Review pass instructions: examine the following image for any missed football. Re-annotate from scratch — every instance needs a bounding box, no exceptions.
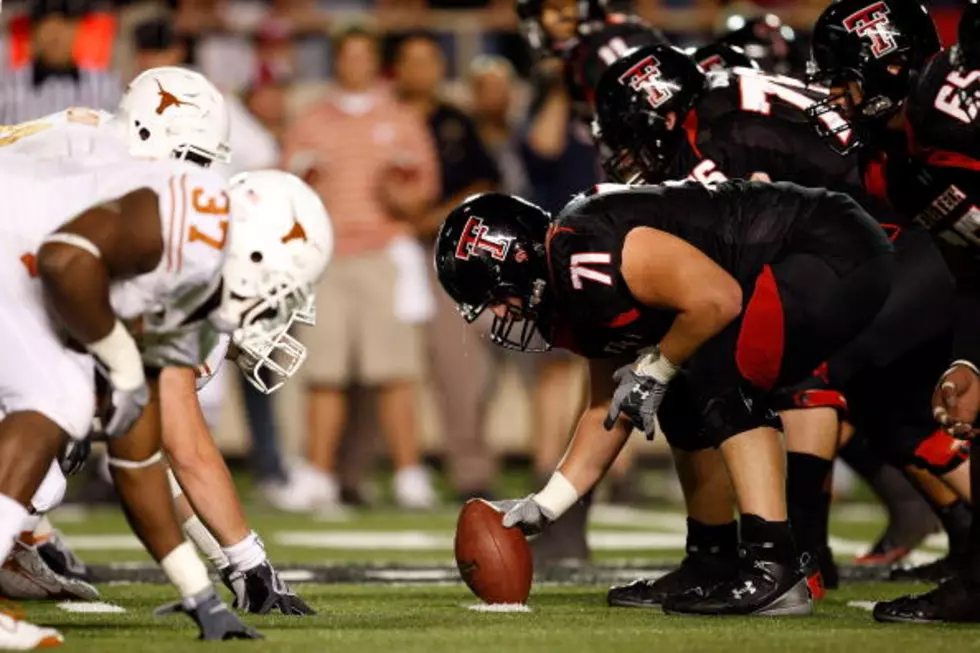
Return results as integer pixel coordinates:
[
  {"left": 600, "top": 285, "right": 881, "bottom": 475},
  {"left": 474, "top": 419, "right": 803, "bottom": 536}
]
[{"left": 454, "top": 499, "right": 533, "bottom": 605}]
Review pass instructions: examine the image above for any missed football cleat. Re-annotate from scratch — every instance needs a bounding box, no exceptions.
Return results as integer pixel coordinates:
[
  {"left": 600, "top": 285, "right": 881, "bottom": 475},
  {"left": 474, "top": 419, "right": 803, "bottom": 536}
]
[
  {"left": 0, "top": 541, "right": 99, "bottom": 601},
  {"left": 0, "top": 603, "right": 63, "bottom": 650},
  {"left": 35, "top": 531, "right": 89, "bottom": 583},
  {"left": 607, "top": 549, "right": 735, "bottom": 608},
  {"left": 155, "top": 587, "right": 263, "bottom": 640},
  {"left": 237, "top": 562, "right": 315, "bottom": 616},
  {"left": 888, "top": 555, "right": 960, "bottom": 584},
  {"left": 663, "top": 547, "right": 812, "bottom": 617},
  {"left": 874, "top": 577, "right": 980, "bottom": 623}
]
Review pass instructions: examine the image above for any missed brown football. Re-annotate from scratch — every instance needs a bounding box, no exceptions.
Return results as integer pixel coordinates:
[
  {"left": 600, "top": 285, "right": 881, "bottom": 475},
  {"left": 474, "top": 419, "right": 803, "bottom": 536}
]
[{"left": 454, "top": 499, "right": 533, "bottom": 604}]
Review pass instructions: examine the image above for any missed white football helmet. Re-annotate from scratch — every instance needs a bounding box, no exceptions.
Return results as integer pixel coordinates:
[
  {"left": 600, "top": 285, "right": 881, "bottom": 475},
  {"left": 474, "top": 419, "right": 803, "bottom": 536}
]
[
  {"left": 213, "top": 170, "right": 333, "bottom": 393},
  {"left": 111, "top": 66, "right": 231, "bottom": 166}
]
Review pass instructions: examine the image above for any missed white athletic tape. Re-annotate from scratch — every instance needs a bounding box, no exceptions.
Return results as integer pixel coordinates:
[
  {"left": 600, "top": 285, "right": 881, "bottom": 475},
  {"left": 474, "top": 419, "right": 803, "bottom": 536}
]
[{"left": 107, "top": 451, "right": 163, "bottom": 470}]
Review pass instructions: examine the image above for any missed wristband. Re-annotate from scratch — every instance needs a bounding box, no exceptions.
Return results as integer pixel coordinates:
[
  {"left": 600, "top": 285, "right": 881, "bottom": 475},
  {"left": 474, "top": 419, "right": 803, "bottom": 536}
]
[
  {"left": 87, "top": 321, "right": 145, "bottom": 391},
  {"left": 634, "top": 346, "right": 679, "bottom": 383},
  {"left": 532, "top": 471, "right": 580, "bottom": 520}
]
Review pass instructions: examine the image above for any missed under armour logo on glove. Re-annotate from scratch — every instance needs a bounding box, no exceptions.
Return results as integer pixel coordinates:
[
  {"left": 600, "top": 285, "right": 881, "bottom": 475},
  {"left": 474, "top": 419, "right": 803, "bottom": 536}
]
[{"left": 603, "top": 364, "right": 669, "bottom": 439}]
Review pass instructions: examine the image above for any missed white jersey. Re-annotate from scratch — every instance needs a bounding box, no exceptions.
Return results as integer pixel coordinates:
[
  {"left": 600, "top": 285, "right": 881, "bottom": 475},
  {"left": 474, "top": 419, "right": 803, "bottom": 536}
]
[{"left": 0, "top": 113, "right": 229, "bottom": 369}]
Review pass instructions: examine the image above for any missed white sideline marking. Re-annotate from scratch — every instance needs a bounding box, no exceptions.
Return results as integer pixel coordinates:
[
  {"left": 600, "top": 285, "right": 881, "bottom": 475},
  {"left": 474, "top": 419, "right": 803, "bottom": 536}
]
[
  {"left": 465, "top": 603, "right": 531, "bottom": 613},
  {"left": 58, "top": 601, "right": 126, "bottom": 614},
  {"left": 365, "top": 569, "right": 459, "bottom": 581},
  {"left": 278, "top": 570, "right": 315, "bottom": 582},
  {"left": 847, "top": 601, "right": 877, "bottom": 613},
  {"left": 274, "top": 530, "right": 687, "bottom": 551}
]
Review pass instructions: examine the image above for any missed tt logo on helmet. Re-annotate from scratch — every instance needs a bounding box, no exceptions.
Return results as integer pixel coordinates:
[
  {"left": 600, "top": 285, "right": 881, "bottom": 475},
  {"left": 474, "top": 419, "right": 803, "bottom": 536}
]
[
  {"left": 617, "top": 55, "right": 673, "bottom": 109},
  {"left": 843, "top": 2, "right": 899, "bottom": 59},
  {"left": 455, "top": 217, "right": 512, "bottom": 262}
]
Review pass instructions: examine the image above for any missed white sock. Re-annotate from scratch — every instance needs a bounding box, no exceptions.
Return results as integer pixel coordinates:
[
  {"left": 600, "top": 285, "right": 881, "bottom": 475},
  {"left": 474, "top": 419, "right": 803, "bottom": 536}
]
[
  {"left": 33, "top": 515, "right": 54, "bottom": 539},
  {"left": 0, "top": 494, "right": 28, "bottom": 563},
  {"left": 182, "top": 515, "right": 230, "bottom": 570},
  {"left": 222, "top": 532, "right": 267, "bottom": 573},
  {"left": 20, "top": 513, "right": 41, "bottom": 535},
  {"left": 160, "top": 541, "right": 211, "bottom": 599}
]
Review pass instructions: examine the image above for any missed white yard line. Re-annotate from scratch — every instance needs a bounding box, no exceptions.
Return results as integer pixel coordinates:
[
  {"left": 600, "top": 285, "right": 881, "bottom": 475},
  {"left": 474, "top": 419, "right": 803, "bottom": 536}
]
[{"left": 57, "top": 601, "right": 126, "bottom": 614}]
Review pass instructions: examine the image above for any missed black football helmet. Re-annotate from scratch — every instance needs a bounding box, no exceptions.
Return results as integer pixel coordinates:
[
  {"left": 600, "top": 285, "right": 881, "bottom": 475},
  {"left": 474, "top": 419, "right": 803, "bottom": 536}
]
[
  {"left": 717, "top": 13, "right": 797, "bottom": 75},
  {"left": 955, "top": 0, "right": 980, "bottom": 110},
  {"left": 593, "top": 44, "right": 706, "bottom": 183},
  {"left": 806, "top": 0, "right": 940, "bottom": 155},
  {"left": 435, "top": 193, "right": 554, "bottom": 352},
  {"left": 689, "top": 42, "right": 760, "bottom": 72},
  {"left": 517, "top": 0, "right": 609, "bottom": 56}
]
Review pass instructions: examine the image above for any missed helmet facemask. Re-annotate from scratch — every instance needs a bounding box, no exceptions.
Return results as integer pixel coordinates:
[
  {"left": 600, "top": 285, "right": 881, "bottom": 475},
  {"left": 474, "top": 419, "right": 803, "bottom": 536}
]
[
  {"left": 804, "top": 65, "right": 870, "bottom": 155},
  {"left": 223, "top": 279, "right": 314, "bottom": 394},
  {"left": 593, "top": 113, "right": 675, "bottom": 185}
]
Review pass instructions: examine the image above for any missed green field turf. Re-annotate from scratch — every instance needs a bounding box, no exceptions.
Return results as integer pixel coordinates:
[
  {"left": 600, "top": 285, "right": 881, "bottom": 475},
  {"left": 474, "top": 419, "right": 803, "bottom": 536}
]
[
  {"left": 27, "top": 584, "right": 980, "bottom": 653},
  {"left": 25, "top": 489, "right": 963, "bottom": 652}
]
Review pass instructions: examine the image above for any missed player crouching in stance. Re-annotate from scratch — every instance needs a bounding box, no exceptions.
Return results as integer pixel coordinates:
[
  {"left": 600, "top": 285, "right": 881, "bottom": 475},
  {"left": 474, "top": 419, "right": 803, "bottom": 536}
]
[
  {"left": 435, "top": 182, "right": 895, "bottom": 616},
  {"left": 0, "top": 70, "right": 325, "bottom": 648}
]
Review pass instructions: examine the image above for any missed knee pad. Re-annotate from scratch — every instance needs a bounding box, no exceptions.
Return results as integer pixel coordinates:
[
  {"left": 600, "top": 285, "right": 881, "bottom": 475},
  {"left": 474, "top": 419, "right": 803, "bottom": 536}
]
[
  {"left": 30, "top": 462, "right": 67, "bottom": 514},
  {"left": 702, "top": 386, "right": 774, "bottom": 447},
  {"left": 911, "top": 429, "right": 970, "bottom": 475},
  {"left": 769, "top": 368, "right": 849, "bottom": 414}
]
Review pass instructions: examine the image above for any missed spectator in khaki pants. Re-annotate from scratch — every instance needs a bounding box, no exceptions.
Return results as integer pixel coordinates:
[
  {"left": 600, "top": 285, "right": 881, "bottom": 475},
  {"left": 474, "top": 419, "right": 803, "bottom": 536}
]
[
  {"left": 282, "top": 24, "right": 439, "bottom": 510},
  {"left": 393, "top": 31, "right": 502, "bottom": 500}
]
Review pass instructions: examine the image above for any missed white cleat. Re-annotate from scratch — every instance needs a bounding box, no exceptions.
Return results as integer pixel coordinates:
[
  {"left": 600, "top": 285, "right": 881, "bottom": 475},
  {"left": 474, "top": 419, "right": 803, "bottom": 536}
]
[
  {"left": 0, "top": 542, "right": 99, "bottom": 602},
  {"left": 0, "top": 606, "right": 62, "bottom": 650}
]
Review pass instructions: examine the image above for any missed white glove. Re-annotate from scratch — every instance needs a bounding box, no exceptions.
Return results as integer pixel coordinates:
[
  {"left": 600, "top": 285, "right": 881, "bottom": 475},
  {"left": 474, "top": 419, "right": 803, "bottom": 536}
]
[{"left": 88, "top": 321, "right": 149, "bottom": 440}]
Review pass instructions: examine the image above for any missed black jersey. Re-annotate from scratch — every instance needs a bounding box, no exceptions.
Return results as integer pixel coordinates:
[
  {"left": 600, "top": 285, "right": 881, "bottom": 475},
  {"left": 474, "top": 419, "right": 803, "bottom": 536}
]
[
  {"left": 666, "top": 69, "right": 864, "bottom": 193},
  {"left": 564, "top": 15, "right": 669, "bottom": 111},
  {"left": 544, "top": 180, "right": 828, "bottom": 359},
  {"left": 906, "top": 47, "right": 980, "bottom": 161}
]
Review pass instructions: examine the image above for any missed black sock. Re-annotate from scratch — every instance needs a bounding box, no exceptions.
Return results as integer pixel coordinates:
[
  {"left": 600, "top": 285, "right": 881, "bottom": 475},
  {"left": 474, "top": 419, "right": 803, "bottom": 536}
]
[
  {"left": 786, "top": 452, "right": 833, "bottom": 555},
  {"left": 687, "top": 518, "right": 737, "bottom": 558},
  {"left": 936, "top": 499, "right": 971, "bottom": 561},
  {"left": 838, "top": 435, "right": 885, "bottom": 481},
  {"left": 740, "top": 514, "right": 795, "bottom": 563}
]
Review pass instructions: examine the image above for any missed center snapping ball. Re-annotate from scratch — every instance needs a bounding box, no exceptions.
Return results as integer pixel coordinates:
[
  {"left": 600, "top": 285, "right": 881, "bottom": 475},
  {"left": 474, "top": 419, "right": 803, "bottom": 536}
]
[{"left": 454, "top": 499, "right": 533, "bottom": 605}]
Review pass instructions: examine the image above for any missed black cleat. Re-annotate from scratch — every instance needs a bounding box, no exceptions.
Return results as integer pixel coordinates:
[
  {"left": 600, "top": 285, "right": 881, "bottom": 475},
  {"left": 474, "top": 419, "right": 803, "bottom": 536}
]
[
  {"left": 37, "top": 531, "right": 89, "bottom": 582},
  {"left": 155, "top": 586, "right": 263, "bottom": 640},
  {"left": 874, "top": 577, "right": 980, "bottom": 623},
  {"left": 239, "top": 562, "right": 315, "bottom": 615},
  {"left": 663, "top": 548, "right": 812, "bottom": 617},
  {"left": 607, "top": 550, "right": 734, "bottom": 608},
  {"left": 888, "top": 555, "right": 960, "bottom": 584},
  {"left": 815, "top": 547, "right": 838, "bottom": 590}
]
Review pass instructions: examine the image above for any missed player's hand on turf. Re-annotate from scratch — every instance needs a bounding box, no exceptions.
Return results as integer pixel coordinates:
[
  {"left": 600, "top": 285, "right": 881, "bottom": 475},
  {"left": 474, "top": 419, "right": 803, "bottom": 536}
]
[
  {"left": 239, "top": 561, "right": 316, "bottom": 616},
  {"left": 933, "top": 361, "right": 980, "bottom": 438},
  {"left": 603, "top": 364, "right": 668, "bottom": 439},
  {"left": 154, "top": 586, "right": 263, "bottom": 640},
  {"left": 495, "top": 496, "right": 556, "bottom": 537}
]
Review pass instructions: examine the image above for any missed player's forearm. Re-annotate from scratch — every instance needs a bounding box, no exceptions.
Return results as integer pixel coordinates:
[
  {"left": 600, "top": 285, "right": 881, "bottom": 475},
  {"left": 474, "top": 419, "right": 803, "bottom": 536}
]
[
  {"left": 160, "top": 368, "right": 250, "bottom": 546},
  {"left": 37, "top": 243, "right": 116, "bottom": 344},
  {"left": 555, "top": 406, "right": 632, "bottom": 498},
  {"left": 658, "top": 298, "right": 741, "bottom": 366}
]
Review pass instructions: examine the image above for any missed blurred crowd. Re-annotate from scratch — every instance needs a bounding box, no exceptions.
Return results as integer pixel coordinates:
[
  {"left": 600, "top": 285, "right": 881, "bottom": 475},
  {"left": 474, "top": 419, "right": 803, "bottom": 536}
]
[{"left": 0, "top": 0, "right": 963, "bottom": 513}]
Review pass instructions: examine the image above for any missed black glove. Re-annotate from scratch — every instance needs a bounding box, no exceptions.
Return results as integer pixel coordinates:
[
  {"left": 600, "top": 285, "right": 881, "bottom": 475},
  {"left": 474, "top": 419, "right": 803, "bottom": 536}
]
[
  {"left": 219, "top": 565, "right": 246, "bottom": 608},
  {"left": 155, "top": 586, "right": 263, "bottom": 640},
  {"left": 239, "top": 562, "right": 316, "bottom": 616},
  {"left": 603, "top": 364, "right": 669, "bottom": 439}
]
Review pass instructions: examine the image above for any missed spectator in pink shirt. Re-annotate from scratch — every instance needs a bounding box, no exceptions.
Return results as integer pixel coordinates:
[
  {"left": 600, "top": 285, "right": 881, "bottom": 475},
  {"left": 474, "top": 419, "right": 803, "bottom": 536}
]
[{"left": 282, "top": 23, "right": 440, "bottom": 510}]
